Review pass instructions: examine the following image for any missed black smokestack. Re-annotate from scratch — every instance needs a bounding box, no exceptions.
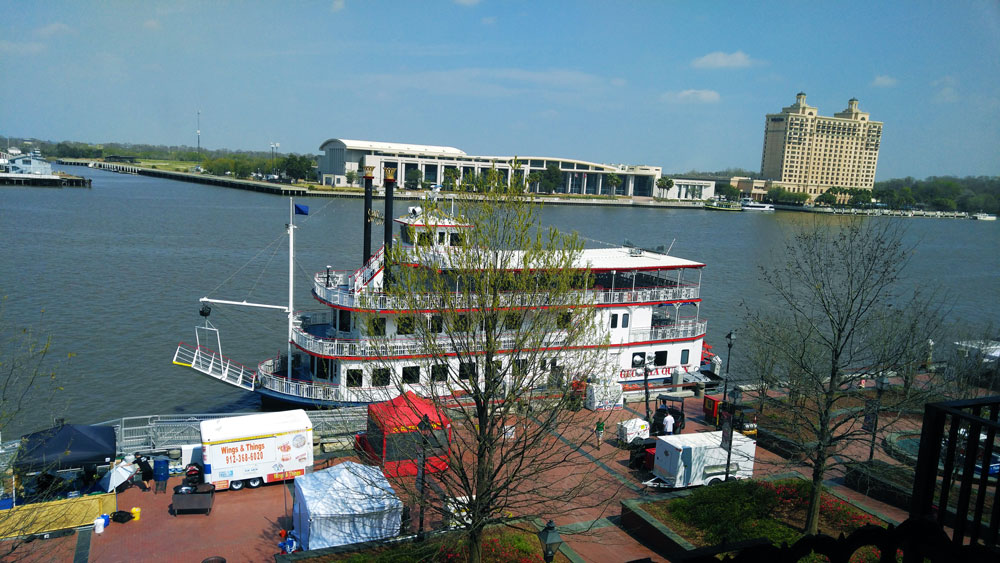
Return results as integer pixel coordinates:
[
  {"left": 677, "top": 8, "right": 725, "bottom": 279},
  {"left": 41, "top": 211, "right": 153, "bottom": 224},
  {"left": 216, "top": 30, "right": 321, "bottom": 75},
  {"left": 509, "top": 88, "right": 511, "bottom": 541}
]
[
  {"left": 363, "top": 167, "right": 373, "bottom": 263},
  {"left": 384, "top": 167, "right": 396, "bottom": 254}
]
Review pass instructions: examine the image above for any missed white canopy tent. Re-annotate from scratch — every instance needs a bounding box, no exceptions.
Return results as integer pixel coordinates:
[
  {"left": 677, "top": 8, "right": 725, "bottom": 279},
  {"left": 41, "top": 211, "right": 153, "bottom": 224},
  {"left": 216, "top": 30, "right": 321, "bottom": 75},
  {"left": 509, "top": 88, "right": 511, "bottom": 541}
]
[{"left": 292, "top": 461, "right": 403, "bottom": 550}]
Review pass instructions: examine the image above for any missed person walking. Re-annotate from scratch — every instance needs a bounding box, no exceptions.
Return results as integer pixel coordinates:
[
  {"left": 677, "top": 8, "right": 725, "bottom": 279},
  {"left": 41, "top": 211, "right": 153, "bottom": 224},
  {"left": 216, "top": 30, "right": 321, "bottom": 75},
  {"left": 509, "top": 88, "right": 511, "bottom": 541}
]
[{"left": 595, "top": 420, "right": 605, "bottom": 450}]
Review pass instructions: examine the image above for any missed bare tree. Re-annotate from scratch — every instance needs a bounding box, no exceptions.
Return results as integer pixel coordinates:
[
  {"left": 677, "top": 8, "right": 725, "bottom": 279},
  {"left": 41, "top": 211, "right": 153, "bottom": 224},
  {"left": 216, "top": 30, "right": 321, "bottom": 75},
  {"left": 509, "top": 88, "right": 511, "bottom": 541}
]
[
  {"left": 0, "top": 299, "right": 72, "bottom": 557},
  {"left": 362, "top": 169, "right": 621, "bottom": 561},
  {"left": 745, "top": 219, "right": 945, "bottom": 535}
]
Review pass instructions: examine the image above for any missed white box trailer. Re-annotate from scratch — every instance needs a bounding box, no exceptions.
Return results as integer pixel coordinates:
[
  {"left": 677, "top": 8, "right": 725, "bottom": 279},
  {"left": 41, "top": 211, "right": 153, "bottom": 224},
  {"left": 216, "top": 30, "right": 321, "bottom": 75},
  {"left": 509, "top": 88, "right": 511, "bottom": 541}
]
[
  {"left": 201, "top": 409, "right": 313, "bottom": 491},
  {"left": 651, "top": 431, "right": 756, "bottom": 488}
]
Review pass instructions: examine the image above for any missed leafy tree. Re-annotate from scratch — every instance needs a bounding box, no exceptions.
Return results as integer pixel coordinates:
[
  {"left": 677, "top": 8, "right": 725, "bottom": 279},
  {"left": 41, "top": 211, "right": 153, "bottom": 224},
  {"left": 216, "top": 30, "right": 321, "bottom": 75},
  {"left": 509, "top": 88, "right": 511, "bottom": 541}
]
[
  {"left": 605, "top": 173, "right": 622, "bottom": 196},
  {"left": 815, "top": 191, "right": 838, "bottom": 206},
  {"left": 717, "top": 184, "right": 741, "bottom": 201},
  {"left": 345, "top": 170, "right": 358, "bottom": 187},
  {"left": 443, "top": 167, "right": 459, "bottom": 190},
  {"left": 405, "top": 168, "right": 423, "bottom": 190},
  {"left": 540, "top": 164, "right": 563, "bottom": 194},
  {"left": 656, "top": 177, "right": 674, "bottom": 194},
  {"left": 745, "top": 219, "right": 943, "bottom": 536},
  {"left": 367, "top": 169, "right": 619, "bottom": 563},
  {"left": 281, "top": 154, "right": 315, "bottom": 181},
  {"left": 526, "top": 171, "right": 542, "bottom": 193}
]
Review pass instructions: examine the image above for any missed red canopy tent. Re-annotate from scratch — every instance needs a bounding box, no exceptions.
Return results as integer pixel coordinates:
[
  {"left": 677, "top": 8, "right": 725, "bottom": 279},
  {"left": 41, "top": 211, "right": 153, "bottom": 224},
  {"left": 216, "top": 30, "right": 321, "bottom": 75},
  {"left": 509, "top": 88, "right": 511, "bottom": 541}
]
[{"left": 356, "top": 392, "right": 451, "bottom": 478}]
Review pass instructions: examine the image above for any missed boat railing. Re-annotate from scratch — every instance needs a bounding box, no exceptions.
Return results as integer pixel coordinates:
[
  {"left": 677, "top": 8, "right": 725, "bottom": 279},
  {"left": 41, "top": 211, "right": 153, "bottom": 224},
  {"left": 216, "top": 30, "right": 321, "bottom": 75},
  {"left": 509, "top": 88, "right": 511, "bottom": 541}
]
[
  {"left": 312, "top": 282, "right": 700, "bottom": 311},
  {"left": 291, "top": 314, "right": 706, "bottom": 359},
  {"left": 173, "top": 342, "right": 255, "bottom": 391}
]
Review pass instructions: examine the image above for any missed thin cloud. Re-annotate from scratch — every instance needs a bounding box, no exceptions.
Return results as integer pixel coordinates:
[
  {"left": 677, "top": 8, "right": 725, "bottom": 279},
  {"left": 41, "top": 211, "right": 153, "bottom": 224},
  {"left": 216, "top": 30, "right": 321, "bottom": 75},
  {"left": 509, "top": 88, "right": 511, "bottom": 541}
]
[
  {"left": 661, "top": 89, "right": 721, "bottom": 103},
  {"left": 0, "top": 40, "right": 45, "bottom": 55},
  {"left": 454, "top": 0, "right": 481, "bottom": 5},
  {"left": 143, "top": 19, "right": 160, "bottom": 30},
  {"left": 481, "top": 16, "right": 497, "bottom": 25},
  {"left": 932, "top": 76, "right": 959, "bottom": 103},
  {"left": 871, "top": 75, "right": 897, "bottom": 87},
  {"left": 331, "top": 0, "right": 345, "bottom": 12},
  {"left": 36, "top": 22, "right": 70, "bottom": 38},
  {"left": 691, "top": 51, "right": 757, "bottom": 69}
]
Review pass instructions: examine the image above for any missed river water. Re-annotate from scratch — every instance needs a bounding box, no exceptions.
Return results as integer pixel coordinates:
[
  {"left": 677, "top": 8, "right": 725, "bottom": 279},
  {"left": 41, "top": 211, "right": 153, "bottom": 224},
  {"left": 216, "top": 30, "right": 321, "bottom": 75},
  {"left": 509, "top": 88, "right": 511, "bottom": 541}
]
[{"left": 1, "top": 167, "right": 997, "bottom": 437}]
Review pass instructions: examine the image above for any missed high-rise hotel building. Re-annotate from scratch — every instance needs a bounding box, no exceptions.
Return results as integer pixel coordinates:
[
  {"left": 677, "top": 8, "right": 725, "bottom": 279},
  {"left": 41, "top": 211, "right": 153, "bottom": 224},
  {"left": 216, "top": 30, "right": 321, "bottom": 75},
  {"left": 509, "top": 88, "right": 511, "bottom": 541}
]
[{"left": 760, "top": 92, "right": 882, "bottom": 198}]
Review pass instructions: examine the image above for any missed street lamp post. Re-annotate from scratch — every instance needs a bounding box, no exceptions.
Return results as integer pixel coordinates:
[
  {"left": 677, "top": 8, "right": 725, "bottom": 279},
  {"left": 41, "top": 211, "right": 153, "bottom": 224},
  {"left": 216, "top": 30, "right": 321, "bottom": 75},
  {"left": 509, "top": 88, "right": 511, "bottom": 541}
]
[
  {"left": 868, "top": 375, "right": 890, "bottom": 461},
  {"left": 633, "top": 353, "right": 650, "bottom": 423},
  {"left": 722, "top": 331, "right": 736, "bottom": 408},
  {"left": 536, "top": 520, "right": 562, "bottom": 563},
  {"left": 416, "top": 414, "right": 432, "bottom": 541}
]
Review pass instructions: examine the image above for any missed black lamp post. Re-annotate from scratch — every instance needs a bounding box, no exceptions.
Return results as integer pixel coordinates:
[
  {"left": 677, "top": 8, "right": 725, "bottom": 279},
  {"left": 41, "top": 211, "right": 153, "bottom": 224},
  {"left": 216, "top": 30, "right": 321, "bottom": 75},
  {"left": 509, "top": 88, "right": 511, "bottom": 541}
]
[
  {"left": 633, "top": 353, "right": 650, "bottom": 423},
  {"left": 536, "top": 520, "right": 562, "bottom": 563},
  {"left": 722, "top": 331, "right": 736, "bottom": 410},
  {"left": 416, "top": 413, "right": 432, "bottom": 541},
  {"left": 867, "top": 375, "right": 890, "bottom": 461},
  {"left": 325, "top": 265, "right": 331, "bottom": 287}
]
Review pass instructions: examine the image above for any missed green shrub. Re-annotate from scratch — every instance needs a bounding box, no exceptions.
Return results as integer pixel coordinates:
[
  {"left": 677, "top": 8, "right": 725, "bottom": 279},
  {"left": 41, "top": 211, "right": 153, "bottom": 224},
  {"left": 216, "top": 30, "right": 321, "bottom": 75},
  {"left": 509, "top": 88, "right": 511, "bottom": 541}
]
[{"left": 669, "top": 480, "right": 783, "bottom": 544}]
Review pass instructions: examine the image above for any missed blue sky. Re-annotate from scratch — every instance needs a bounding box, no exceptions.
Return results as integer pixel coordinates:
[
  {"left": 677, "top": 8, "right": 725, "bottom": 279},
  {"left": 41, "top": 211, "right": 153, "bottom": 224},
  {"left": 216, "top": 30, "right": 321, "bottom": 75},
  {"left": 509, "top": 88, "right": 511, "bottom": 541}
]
[{"left": 2, "top": 1, "right": 998, "bottom": 179}]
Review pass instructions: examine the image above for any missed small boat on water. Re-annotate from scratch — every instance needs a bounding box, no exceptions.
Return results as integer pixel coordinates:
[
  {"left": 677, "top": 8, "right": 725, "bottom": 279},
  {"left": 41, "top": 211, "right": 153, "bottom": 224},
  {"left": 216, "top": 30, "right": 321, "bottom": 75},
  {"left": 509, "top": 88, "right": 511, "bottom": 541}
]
[
  {"left": 704, "top": 198, "right": 741, "bottom": 211},
  {"left": 173, "top": 183, "right": 712, "bottom": 408},
  {"left": 739, "top": 198, "right": 774, "bottom": 212},
  {"left": 970, "top": 212, "right": 997, "bottom": 221}
]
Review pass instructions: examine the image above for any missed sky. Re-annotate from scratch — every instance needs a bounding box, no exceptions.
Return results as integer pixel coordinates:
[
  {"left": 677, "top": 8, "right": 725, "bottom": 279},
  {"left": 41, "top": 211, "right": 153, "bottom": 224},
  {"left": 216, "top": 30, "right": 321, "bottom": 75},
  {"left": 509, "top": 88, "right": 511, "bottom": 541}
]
[{"left": 2, "top": 1, "right": 998, "bottom": 180}]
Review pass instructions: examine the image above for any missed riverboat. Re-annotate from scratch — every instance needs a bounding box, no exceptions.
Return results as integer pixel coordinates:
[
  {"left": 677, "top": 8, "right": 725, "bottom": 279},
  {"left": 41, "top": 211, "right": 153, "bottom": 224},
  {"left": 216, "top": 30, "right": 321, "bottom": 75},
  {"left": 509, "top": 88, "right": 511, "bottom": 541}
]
[
  {"left": 704, "top": 197, "right": 742, "bottom": 211},
  {"left": 173, "top": 191, "right": 710, "bottom": 408},
  {"left": 969, "top": 212, "right": 997, "bottom": 221},
  {"left": 739, "top": 198, "right": 775, "bottom": 212}
]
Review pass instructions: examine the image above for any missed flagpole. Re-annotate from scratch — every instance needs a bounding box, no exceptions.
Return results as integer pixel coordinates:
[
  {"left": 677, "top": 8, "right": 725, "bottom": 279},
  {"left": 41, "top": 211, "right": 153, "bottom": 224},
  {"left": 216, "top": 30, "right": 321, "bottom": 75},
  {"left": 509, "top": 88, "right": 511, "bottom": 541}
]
[{"left": 287, "top": 197, "right": 294, "bottom": 381}]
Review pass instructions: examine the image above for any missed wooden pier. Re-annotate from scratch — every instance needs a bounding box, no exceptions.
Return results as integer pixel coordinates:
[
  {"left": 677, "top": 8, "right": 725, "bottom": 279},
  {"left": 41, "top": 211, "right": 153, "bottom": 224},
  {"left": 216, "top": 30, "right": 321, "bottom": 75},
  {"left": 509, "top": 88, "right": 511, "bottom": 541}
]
[{"left": 0, "top": 172, "right": 91, "bottom": 188}]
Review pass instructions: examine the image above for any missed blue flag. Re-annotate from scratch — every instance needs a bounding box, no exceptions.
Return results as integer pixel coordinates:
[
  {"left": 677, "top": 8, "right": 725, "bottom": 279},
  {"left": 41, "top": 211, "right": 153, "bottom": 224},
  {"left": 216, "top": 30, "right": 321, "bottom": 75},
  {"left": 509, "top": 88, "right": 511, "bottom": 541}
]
[{"left": 294, "top": 204, "right": 309, "bottom": 215}]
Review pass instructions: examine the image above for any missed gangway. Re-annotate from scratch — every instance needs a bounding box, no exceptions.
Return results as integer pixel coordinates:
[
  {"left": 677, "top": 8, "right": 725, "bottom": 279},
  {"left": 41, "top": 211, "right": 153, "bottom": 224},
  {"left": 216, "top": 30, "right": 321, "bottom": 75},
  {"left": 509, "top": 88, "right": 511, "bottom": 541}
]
[{"left": 173, "top": 342, "right": 255, "bottom": 391}]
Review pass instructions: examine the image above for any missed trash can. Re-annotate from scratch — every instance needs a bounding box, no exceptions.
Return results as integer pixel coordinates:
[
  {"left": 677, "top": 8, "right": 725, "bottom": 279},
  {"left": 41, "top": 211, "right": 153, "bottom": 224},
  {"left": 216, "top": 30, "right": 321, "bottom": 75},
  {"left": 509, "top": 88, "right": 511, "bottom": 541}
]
[{"left": 153, "top": 457, "right": 170, "bottom": 494}]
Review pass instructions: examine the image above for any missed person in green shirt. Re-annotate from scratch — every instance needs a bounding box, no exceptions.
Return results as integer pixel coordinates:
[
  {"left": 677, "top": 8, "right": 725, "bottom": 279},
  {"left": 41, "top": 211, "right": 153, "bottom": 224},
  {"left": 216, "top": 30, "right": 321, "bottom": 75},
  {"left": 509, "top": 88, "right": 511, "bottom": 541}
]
[{"left": 595, "top": 420, "right": 605, "bottom": 450}]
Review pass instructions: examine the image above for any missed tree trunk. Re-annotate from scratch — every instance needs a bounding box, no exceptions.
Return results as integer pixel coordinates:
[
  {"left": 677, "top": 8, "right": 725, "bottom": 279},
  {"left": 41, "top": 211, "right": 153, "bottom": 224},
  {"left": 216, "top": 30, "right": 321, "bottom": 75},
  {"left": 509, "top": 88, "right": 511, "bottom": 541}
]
[
  {"left": 804, "top": 454, "right": 826, "bottom": 535},
  {"left": 469, "top": 525, "right": 484, "bottom": 563}
]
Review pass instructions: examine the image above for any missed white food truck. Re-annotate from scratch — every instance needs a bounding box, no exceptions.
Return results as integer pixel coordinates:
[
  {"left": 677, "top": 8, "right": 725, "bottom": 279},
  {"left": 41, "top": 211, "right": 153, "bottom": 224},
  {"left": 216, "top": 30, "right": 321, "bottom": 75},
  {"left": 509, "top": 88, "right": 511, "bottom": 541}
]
[
  {"left": 650, "top": 430, "right": 756, "bottom": 488},
  {"left": 201, "top": 409, "right": 314, "bottom": 491}
]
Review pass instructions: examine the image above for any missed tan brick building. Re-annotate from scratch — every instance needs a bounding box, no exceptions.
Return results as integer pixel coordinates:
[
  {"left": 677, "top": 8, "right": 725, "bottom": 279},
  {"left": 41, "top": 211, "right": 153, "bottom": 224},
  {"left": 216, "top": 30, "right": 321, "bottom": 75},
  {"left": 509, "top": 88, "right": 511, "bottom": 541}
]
[{"left": 760, "top": 93, "right": 882, "bottom": 199}]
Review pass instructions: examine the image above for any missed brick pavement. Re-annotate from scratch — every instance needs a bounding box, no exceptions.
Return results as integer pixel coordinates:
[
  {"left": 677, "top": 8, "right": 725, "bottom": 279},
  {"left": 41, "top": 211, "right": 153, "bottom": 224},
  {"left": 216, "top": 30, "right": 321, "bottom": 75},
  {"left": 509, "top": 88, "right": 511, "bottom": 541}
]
[{"left": 4, "top": 392, "right": 916, "bottom": 562}]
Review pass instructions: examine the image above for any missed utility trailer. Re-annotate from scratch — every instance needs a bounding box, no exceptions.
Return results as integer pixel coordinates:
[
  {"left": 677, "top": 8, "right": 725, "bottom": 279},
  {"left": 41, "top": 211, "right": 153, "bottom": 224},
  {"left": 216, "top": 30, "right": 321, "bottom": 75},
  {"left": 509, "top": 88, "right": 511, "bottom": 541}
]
[
  {"left": 646, "top": 431, "right": 756, "bottom": 489},
  {"left": 200, "top": 410, "right": 313, "bottom": 491}
]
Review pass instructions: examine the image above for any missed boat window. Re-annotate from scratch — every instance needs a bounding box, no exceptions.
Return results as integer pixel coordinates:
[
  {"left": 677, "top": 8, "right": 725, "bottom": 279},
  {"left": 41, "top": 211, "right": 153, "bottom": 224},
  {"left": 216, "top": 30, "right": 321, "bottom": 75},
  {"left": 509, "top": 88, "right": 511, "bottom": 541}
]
[
  {"left": 450, "top": 232, "right": 463, "bottom": 246},
  {"left": 680, "top": 349, "right": 690, "bottom": 364},
  {"left": 430, "top": 314, "right": 443, "bottom": 333},
  {"left": 513, "top": 359, "right": 529, "bottom": 376},
  {"left": 347, "top": 369, "right": 363, "bottom": 387},
  {"left": 611, "top": 314, "right": 618, "bottom": 328},
  {"left": 397, "top": 316, "right": 416, "bottom": 335},
  {"left": 438, "top": 231, "right": 446, "bottom": 244},
  {"left": 655, "top": 351, "right": 668, "bottom": 367},
  {"left": 402, "top": 366, "right": 420, "bottom": 384},
  {"left": 432, "top": 364, "right": 449, "bottom": 382},
  {"left": 622, "top": 313, "right": 630, "bottom": 328},
  {"left": 417, "top": 231, "right": 433, "bottom": 247},
  {"left": 372, "top": 368, "right": 391, "bottom": 387},
  {"left": 316, "top": 357, "right": 332, "bottom": 379},
  {"left": 338, "top": 310, "right": 351, "bottom": 332},
  {"left": 401, "top": 226, "right": 414, "bottom": 245},
  {"left": 370, "top": 317, "right": 386, "bottom": 336},
  {"left": 459, "top": 362, "right": 477, "bottom": 380}
]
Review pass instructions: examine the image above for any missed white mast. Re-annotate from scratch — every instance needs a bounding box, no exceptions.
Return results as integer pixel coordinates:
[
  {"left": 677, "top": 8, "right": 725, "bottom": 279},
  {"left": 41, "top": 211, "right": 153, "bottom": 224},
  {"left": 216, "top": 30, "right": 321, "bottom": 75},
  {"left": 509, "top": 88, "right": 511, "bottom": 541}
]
[{"left": 287, "top": 197, "right": 295, "bottom": 380}]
